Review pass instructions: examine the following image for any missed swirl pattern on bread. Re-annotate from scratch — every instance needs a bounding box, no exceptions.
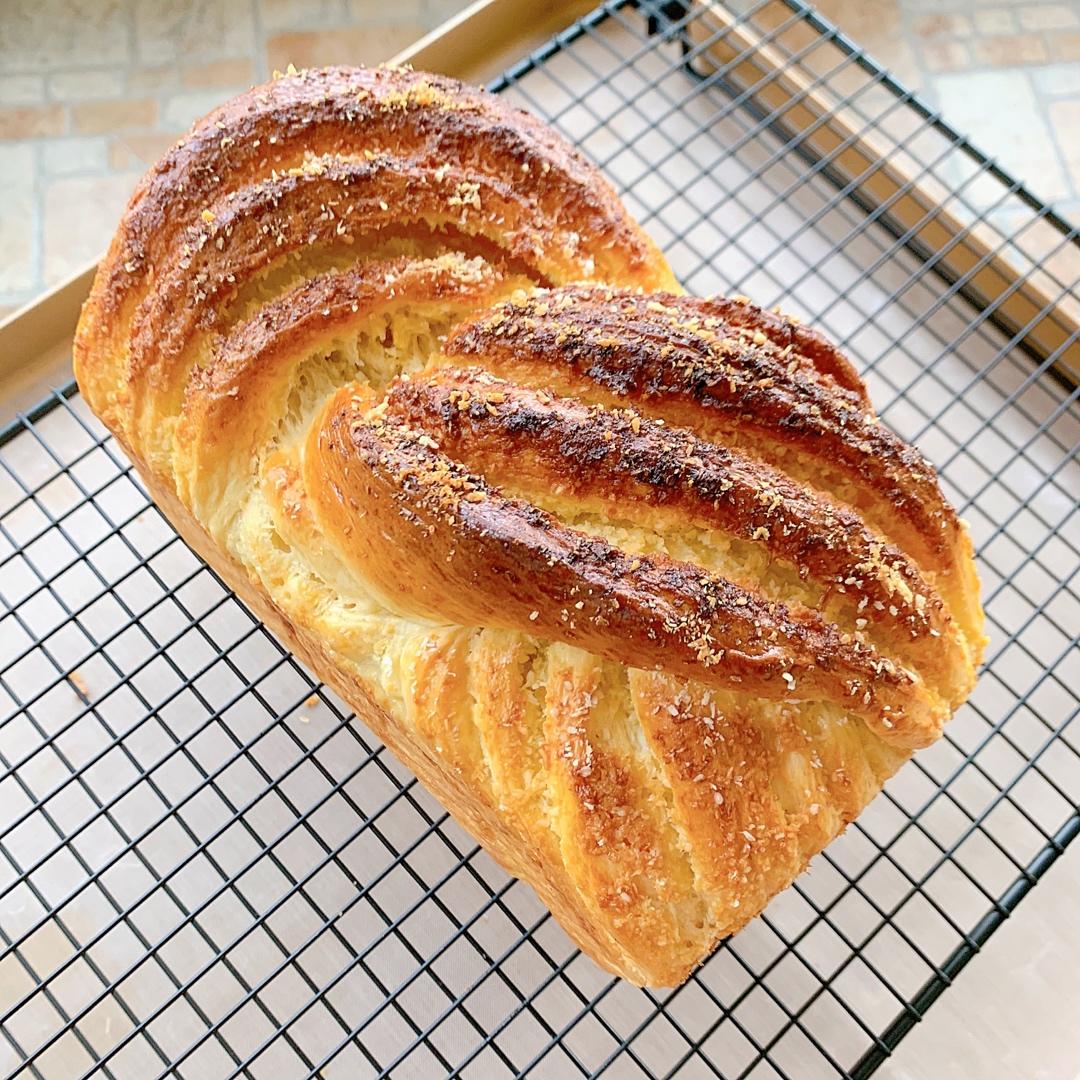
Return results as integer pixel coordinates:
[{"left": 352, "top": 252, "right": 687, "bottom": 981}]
[{"left": 74, "top": 65, "right": 984, "bottom": 986}]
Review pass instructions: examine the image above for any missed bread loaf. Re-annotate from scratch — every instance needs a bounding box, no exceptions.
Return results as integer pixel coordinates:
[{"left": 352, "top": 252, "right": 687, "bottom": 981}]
[{"left": 74, "top": 65, "right": 984, "bottom": 986}]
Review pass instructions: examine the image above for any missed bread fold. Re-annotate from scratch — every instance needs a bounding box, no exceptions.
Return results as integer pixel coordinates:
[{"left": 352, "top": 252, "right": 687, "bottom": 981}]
[{"left": 74, "top": 65, "right": 984, "bottom": 986}]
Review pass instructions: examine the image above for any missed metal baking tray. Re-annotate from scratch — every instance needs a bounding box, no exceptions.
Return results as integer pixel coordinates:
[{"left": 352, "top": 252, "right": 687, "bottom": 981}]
[{"left": 1, "top": 1, "right": 1077, "bottom": 1076}]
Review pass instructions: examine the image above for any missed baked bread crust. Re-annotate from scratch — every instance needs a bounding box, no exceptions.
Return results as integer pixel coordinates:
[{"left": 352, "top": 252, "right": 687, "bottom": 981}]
[{"left": 74, "top": 66, "right": 984, "bottom": 987}]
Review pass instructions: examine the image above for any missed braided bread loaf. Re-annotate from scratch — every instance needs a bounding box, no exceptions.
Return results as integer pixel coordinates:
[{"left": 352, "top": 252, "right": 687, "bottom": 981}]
[{"left": 74, "top": 66, "right": 984, "bottom": 986}]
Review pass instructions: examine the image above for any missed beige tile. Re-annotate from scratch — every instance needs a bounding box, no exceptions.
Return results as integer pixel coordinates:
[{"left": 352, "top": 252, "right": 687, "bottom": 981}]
[
  {"left": 0, "top": 74, "right": 45, "bottom": 105},
  {"left": 931, "top": 69, "right": 1071, "bottom": 199},
  {"left": 1048, "top": 30, "right": 1080, "bottom": 60},
  {"left": 72, "top": 97, "right": 157, "bottom": 135},
  {"left": 162, "top": 90, "right": 234, "bottom": 130},
  {"left": 0, "top": 144, "right": 37, "bottom": 295},
  {"left": 974, "top": 8, "right": 1016, "bottom": 34},
  {"left": 813, "top": 0, "right": 901, "bottom": 41},
  {"left": 43, "top": 173, "right": 136, "bottom": 284},
  {"left": 0, "top": 185, "right": 35, "bottom": 293},
  {"left": 134, "top": 0, "right": 256, "bottom": 65},
  {"left": 257, "top": 0, "right": 342, "bottom": 33},
  {"left": 922, "top": 40, "right": 972, "bottom": 73},
  {"left": 0, "top": 104, "right": 65, "bottom": 139},
  {"left": 266, "top": 24, "right": 426, "bottom": 72},
  {"left": 41, "top": 136, "right": 109, "bottom": 176},
  {"left": 347, "top": 0, "right": 426, "bottom": 21},
  {"left": 426, "top": 0, "right": 474, "bottom": 24},
  {"left": 0, "top": 0, "right": 130, "bottom": 73},
  {"left": 1030, "top": 62, "right": 1080, "bottom": 95},
  {"left": 1017, "top": 3, "right": 1080, "bottom": 30},
  {"left": 3, "top": 143, "right": 36, "bottom": 191},
  {"left": 182, "top": 57, "right": 255, "bottom": 90},
  {"left": 108, "top": 132, "right": 182, "bottom": 170},
  {"left": 973, "top": 32, "right": 1049, "bottom": 66},
  {"left": 47, "top": 68, "right": 126, "bottom": 101},
  {"left": 128, "top": 65, "right": 179, "bottom": 95},
  {"left": 912, "top": 13, "right": 972, "bottom": 37},
  {"left": 1047, "top": 99, "right": 1080, "bottom": 189}
]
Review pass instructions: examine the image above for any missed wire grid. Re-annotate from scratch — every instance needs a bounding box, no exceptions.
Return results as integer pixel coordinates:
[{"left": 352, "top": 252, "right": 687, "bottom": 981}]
[{"left": 1, "top": 1, "right": 1078, "bottom": 1076}]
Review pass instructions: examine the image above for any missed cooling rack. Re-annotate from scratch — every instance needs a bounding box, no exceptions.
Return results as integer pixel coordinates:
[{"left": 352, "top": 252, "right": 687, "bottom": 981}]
[{"left": 1, "top": 1, "right": 1078, "bottom": 1077}]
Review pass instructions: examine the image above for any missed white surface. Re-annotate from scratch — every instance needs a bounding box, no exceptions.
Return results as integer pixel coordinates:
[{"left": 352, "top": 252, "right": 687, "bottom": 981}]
[{"left": 879, "top": 842, "right": 1080, "bottom": 1080}]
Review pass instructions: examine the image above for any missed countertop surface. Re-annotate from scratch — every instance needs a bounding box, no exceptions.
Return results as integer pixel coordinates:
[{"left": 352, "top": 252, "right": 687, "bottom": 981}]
[{"left": 1, "top": 0, "right": 1078, "bottom": 319}]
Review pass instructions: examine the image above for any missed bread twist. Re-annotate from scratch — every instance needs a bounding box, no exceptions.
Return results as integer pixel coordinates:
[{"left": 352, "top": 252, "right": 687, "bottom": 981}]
[{"left": 74, "top": 66, "right": 984, "bottom": 986}]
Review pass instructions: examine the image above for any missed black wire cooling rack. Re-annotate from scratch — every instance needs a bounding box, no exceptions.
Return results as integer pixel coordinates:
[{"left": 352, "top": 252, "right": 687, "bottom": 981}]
[{"left": 1, "top": 2, "right": 1078, "bottom": 1077}]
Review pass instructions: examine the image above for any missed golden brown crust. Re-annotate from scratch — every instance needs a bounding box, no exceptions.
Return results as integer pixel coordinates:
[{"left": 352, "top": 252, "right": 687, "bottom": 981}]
[
  {"left": 72, "top": 66, "right": 983, "bottom": 988},
  {"left": 443, "top": 288, "right": 950, "bottom": 563},
  {"left": 73, "top": 65, "right": 676, "bottom": 466},
  {"left": 132, "top": 157, "right": 566, "bottom": 379},
  {"left": 693, "top": 295, "right": 872, "bottom": 406},
  {"left": 628, "top": 670, "right": 905, "bottom": 925},
  {"left": 309, "top": 385, "right": 943, "bottom": 750}
]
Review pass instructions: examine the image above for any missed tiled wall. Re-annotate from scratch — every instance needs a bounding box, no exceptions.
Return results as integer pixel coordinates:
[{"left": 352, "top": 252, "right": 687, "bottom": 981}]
[
  {"left": 814, "top": 0, "right": 1080, "bottom": 214},
  {"left": 0, "top": 0, "right": 470, "bottom": 317},
  {"left": 0, "top": 0, "right": 1077, "bottom": 318}
]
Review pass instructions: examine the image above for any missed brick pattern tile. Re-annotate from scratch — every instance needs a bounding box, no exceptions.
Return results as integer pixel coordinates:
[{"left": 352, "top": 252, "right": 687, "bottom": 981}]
[
  {"left": 923, "top": 40, "right": 973, "bottom": 71},
  {"left": 1018, "top": 3, "right": 1079, "bottom": 29},
  {"left": 972, "top": 32, "right": 1049, "bottom": 65},
  {"left": 974, "top": 8, "right": 1016, "bottom": 34},
  {"left": 0, "top": 0, "right": 1077, "bottom": 311},
  {"left": 41, "top": 136, "right": 109, "bottom": 176},
  {"left": 182, "top": 58, "right": 256, "bottom": 90},
  {"left": 817, "top": 0, "right": 1080, "bottom": 232},
  {"left": 47, "top": 69, "right": 126, "bottom": 101},
  {"left": 42, "top": 173, "right": 138, "bottom": 285},
  {"left": 1048, "top": 99, "right": 1080, "bottom": 187},
  {"left": 107, "top": 132, "right": 183, "bottom": 170},
  {"left": 0, "top": 179, "right": 36, "bottom": 293},
  {"left": 133, "top": 1, "right": 257, "bottom": 66},
  {"left": 266, "top": 24, "right": 427, "bottom": 72},
  {"left": 0, "top": 103, "right": 65, "bottom": 139},
  {"left": 913, "top": 13, "right": 973, "bottom": 36}
]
